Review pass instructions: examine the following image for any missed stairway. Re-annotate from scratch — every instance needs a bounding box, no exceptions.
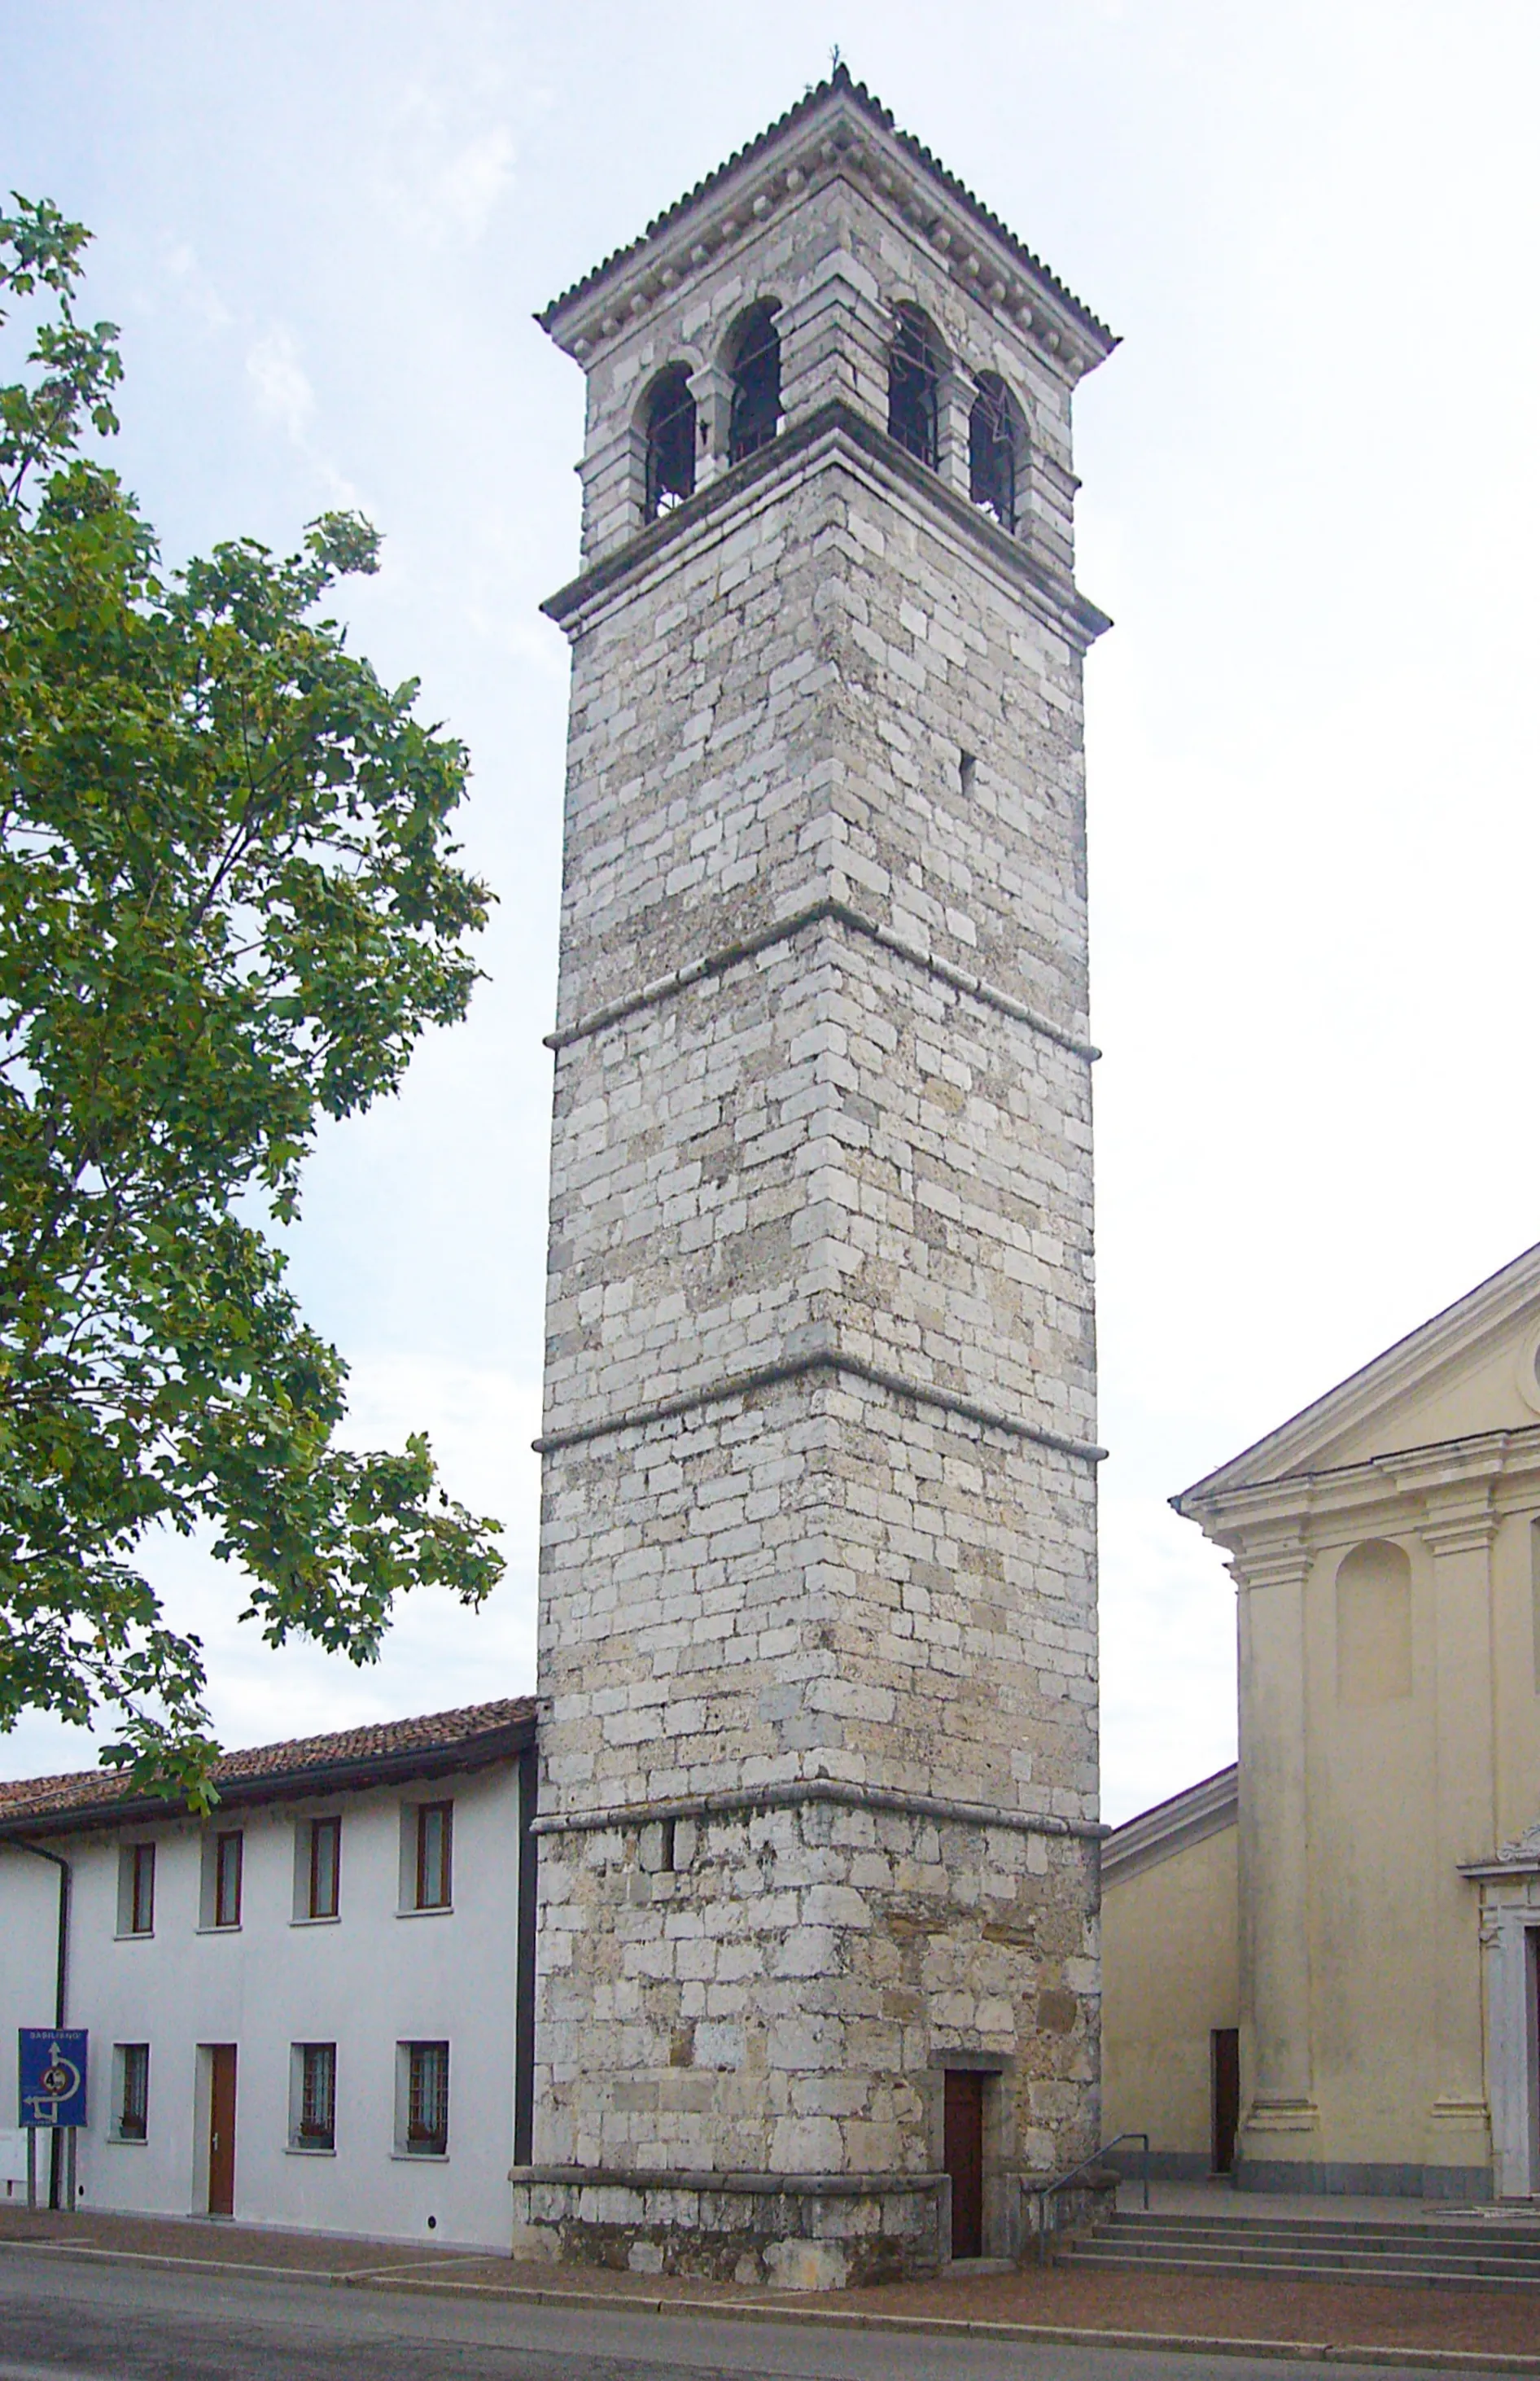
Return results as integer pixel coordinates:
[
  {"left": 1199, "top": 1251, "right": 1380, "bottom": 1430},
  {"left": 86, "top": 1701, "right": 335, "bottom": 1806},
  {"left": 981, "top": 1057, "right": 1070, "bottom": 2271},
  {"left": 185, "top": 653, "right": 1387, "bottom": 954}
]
[{"left": 1059, "top": 2206, "right": 1540, "bottom": 2291}]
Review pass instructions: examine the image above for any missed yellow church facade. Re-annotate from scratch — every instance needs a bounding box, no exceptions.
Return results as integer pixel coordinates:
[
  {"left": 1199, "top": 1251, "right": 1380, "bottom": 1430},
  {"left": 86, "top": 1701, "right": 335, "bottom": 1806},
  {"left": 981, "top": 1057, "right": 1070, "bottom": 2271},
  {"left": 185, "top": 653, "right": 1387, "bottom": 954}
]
[{"left": 1104, "top": 1245, "right": 1540, "bottom": 2200}]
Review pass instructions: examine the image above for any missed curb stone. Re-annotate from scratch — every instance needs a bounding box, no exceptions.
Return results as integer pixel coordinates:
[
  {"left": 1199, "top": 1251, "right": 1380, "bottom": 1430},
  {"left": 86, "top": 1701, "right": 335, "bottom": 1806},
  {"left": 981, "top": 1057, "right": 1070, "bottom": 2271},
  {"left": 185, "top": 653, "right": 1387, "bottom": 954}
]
[{"left": 2, "top": 2237, "right": 1538, "bottom": 2374}]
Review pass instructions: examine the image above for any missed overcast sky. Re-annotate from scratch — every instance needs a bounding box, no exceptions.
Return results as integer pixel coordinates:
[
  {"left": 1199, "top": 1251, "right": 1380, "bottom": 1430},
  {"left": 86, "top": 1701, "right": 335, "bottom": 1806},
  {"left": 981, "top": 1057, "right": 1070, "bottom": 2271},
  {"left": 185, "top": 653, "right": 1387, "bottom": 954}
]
[{"left": 2, "top": 0, "right": 1537, "bottom": 1824}]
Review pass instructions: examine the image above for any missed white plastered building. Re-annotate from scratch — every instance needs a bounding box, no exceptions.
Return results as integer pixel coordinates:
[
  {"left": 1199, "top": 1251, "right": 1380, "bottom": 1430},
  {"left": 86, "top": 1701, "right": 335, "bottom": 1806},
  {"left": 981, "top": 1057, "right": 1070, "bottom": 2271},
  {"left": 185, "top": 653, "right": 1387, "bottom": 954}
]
[{"left": 0, "top": 1700, "right": 536, "bottom": 2248}]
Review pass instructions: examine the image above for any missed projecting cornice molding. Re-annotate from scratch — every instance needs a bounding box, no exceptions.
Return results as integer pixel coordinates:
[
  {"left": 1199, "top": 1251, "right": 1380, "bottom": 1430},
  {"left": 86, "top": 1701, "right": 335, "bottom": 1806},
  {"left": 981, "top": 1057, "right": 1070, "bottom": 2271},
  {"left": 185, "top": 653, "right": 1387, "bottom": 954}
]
[
  {"left": 541, "top": 400, "right": 1112, "bottom": 654},
  {"left": 537, "top": 69, "right": 1116, "bottom": 385},
  {"left": 1460, "top": 1819, "right": 1540, "bottom": 1881},
  {"left": 1101, "top": 1765, "right": 1238, "bottom": 1885},
  {"left": 1177, "top": 1421, "right": 1540, "bottom": 1556}
]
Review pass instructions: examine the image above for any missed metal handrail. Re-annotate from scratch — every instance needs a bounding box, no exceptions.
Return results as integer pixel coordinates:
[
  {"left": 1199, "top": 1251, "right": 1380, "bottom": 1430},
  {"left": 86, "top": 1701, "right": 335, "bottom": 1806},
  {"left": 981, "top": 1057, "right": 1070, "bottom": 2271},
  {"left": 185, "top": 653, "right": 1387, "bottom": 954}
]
[{"left": 1023, "top": 2129, "right": 1149, "bottom": 2264}]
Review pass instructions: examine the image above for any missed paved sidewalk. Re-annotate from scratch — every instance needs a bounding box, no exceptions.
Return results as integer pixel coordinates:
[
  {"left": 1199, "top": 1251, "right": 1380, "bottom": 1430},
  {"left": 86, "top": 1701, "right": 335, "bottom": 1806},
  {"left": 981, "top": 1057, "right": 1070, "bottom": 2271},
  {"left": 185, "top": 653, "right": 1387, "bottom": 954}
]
[{"left": 5, "top": 2204, "right": 1540, "bottom": 2370}]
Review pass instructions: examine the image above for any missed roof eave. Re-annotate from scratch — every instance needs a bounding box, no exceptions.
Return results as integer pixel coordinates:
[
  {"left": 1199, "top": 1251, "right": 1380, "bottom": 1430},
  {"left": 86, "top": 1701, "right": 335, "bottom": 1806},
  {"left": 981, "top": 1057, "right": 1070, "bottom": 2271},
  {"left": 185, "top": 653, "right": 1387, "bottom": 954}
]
[
  {"left": 0, "top": 1714, "right": 536, "bottom": 1842},
  {"left": 537, "top": 69, "right": 1115, "bottom": 370}
]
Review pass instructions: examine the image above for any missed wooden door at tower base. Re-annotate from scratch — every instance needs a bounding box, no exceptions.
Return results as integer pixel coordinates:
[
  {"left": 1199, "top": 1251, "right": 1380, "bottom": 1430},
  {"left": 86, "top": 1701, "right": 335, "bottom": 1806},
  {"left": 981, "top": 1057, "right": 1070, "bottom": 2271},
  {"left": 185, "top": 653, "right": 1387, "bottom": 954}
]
[
  {"left": 943, "top": 2069, "right": 985, "bottom": 2259},
  {"left": 208, "top": 2045, "right": 237, "bottom": 2217}
]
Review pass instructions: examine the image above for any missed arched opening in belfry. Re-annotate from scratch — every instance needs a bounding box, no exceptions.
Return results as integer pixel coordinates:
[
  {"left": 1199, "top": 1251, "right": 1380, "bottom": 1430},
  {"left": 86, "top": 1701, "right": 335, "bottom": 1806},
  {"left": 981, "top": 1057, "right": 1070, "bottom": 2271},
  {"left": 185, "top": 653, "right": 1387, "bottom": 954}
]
[
  {"left": 887, "top": 305, "right": 944, "bottom": 469},
  {"left": 728, "top": 302, "right": 781, "bottom": 465},
  {"left": 969, "top": 372, "right": 1017, "bottom": 532},
  {"left": 643, "top": 366, "right": 697, "bottom": 520}
]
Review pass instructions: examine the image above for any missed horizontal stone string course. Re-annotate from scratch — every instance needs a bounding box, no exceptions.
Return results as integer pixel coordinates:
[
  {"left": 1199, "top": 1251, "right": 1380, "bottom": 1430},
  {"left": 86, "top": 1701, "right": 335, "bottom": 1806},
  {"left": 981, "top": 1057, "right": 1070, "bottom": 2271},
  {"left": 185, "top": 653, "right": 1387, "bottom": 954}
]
[
  {"left": 529, "top": 1776, "right": 1109, "bottom": 1842},
  {"left": 532, "top": 1346, "right": 1108, "bottom": 1464},
  {"left": 544, "top": 895, "right": 1100, "bottom": 1063},
  {"left": 509, "top": 2165, "right": 947, "bottom": 2195}
]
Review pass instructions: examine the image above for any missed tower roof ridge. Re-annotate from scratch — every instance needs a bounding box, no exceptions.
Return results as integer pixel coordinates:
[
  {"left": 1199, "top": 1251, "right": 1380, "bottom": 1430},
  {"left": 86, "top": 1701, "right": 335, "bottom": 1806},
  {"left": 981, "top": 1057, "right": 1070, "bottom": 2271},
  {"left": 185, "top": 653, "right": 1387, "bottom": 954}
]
[{"left": 536, "top": 64, "right": 1113, "bottom": 350}]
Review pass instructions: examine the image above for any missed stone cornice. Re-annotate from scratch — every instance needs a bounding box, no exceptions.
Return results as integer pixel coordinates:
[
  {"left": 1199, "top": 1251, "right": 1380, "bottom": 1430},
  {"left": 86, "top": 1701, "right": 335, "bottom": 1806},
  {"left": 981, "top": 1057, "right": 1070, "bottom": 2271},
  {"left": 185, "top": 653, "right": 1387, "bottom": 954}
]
[
  {"left": 541, "top": 398, "right": 1112, "bottom": 654},
  {"left": 537, "top": 72, "right": 1115, "bottom": 383},
  {"left": 531, "top": 1775, "right": 1105, "bottom": 1843},
  {"left": 534, "top": 1346, "right": 1105, "bottom": 1466},
  {"left": 510, "top": 2162, "right": 947, "bottom": 2196},
  {"left": 1175, "top": 1423, "right": 1540, "bottom": 1554},
  {"left": 545, "top": 895, "right": 1098, "bottom": 1064},
  {"left": 1101, "top": 1765, "right": 1237, "bottom": 1885}
]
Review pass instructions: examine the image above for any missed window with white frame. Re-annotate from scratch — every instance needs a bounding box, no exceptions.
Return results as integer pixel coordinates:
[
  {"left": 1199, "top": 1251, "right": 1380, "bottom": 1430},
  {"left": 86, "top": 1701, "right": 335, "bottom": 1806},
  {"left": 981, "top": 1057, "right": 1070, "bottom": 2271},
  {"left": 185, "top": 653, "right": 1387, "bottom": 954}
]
[
  {"left": 293, "top": 1813, "right": 341, "bottom": 1921},
  {"left": 112, "top": 2042, "right": 149, "bottom": 2140},
  {"left": 116, "top": 1841, "right": 155, "bottom": 1937},
  {"left": 400, "top": 1799, "right": 453, "bottom": 1912},
  {"left": 290, "top": 2042, "right": 336, "bottom": 2151},
  {"left": 397, "top": 2040, "right": 448, "bottom": 2156},
  {"left": 199, "top": 1826, "right": 243, "bottom": 1928}
]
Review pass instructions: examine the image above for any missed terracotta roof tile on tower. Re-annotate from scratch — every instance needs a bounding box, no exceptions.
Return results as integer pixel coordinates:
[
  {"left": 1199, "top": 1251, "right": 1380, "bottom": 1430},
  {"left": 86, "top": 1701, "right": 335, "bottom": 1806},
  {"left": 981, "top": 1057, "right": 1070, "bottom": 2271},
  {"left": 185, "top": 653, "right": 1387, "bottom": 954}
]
[
  {"left": 537, "top": 64, "right": 1113, "bottom": 347},
  {"left": 0, "top": 1696, "right": 536, "bottom": 1833}
]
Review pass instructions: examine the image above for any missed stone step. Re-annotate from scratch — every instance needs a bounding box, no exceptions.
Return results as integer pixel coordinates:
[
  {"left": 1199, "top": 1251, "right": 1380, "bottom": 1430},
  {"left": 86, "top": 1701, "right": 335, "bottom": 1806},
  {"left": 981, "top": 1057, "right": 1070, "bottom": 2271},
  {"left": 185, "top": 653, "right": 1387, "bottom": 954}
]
[
  {"left": 1105, "top": 2208, "right": 1540, "bottom": 2243},
  {"left": 1095, "top": 2216, "right": 1540, "bottom": 2263},
  {"left": 1064, "top": 2244, "right": 1540, "bottom": 2292},
  {"left": 1087, "top": 2243, "right": 1540, "bottom": 2277}
]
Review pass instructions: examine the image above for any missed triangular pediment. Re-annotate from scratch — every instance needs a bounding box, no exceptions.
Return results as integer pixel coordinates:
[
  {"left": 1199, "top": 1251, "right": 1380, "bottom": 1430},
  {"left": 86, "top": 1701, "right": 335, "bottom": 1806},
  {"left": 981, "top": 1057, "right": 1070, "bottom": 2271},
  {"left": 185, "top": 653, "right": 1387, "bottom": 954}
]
[{"left": 1177, "top": 1242, "right": 1540, "bottom": 1505}]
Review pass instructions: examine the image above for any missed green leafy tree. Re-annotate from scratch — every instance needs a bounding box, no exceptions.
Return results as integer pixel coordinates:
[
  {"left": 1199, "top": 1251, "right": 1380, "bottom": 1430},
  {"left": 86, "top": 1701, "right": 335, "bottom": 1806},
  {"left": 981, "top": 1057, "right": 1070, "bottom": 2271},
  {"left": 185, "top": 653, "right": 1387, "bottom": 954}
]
[{"left": 0, "top": 197, "right": 503, "bottom": 1801}]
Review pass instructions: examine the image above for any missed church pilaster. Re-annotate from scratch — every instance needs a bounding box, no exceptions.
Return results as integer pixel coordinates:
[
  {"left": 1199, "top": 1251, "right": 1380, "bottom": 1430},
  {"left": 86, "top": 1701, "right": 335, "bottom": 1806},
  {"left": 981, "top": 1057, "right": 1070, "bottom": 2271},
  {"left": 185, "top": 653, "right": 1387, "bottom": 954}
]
[{"left": 1232, "top": 1543, "right": 1319, "bottom": 2169}]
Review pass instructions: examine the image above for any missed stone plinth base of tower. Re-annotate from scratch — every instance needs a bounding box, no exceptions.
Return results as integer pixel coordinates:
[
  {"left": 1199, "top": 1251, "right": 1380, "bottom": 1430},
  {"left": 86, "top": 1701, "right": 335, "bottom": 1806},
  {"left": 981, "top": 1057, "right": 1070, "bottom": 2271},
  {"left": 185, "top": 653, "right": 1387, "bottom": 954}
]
[
  {"left": 523, "top": 1794, "right": 1100, "bottom": 2287},
  {"left": 509, "top": 2166, "right": 946, "bottom": 2291}
]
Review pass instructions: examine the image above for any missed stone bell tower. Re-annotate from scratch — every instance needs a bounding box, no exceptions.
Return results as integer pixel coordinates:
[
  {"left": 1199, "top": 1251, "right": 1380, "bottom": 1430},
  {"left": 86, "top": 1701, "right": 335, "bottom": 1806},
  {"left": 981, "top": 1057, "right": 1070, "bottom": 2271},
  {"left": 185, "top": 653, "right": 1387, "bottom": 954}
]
[{"left": 514, "top": 68, "right": 1115, "bottom": 2287}]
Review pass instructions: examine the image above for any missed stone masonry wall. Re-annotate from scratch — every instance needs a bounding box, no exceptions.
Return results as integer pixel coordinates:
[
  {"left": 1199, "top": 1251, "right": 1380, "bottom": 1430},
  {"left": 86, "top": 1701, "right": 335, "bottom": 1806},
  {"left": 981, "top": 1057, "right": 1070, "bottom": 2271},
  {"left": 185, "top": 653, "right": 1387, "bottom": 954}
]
[
  {"left": 523, "top": 1792, "right": 1096, "bottom": 2278},
  {"left": 532, "top": 95, "right": 1106, "bottom": 2264},
  {"left": 540, "top": 1371, "right": 1095, "bottom": 1817}
]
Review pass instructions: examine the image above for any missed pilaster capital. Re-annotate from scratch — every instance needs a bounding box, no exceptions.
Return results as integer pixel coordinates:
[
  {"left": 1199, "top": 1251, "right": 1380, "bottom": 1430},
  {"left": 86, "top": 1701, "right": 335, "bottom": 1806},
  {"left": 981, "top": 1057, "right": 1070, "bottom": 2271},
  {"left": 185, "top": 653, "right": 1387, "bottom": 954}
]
[
  {"left": 1231, "top": 1541, "right": 1313, "bottom": 1596},
  {"left": 1419, "top": 1502, "right": 1499, "bottom": 1559}
]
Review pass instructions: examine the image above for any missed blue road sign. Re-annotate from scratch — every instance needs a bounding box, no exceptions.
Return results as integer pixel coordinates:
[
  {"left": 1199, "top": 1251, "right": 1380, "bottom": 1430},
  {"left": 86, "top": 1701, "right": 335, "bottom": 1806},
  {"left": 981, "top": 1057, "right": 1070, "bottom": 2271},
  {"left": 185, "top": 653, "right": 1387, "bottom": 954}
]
[{"left": 18, "top": 2029, "right": 87, "bottom": 2129}]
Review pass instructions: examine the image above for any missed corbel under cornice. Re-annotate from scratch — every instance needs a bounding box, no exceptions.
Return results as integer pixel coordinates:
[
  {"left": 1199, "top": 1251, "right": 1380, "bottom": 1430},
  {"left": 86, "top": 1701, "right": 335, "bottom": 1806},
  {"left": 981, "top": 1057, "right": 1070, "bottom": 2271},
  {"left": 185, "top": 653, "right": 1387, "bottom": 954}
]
[{"left": 538, "top": 85, "right": 1114, "bottom": 389}]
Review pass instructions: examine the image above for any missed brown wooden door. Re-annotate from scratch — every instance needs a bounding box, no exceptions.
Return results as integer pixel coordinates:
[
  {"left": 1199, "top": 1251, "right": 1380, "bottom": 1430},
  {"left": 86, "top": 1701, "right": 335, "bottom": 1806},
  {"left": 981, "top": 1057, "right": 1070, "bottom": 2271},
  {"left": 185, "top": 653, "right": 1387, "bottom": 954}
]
[
  {"left": 943, "top": 2069, "right": 985, "bottom": 2259},
  {"left": 1211, "top": 2028, "right": 1240, "bottom": 2175},
  {"left": 208, "top": 2046, "right": 237, "bottom": 2217}
]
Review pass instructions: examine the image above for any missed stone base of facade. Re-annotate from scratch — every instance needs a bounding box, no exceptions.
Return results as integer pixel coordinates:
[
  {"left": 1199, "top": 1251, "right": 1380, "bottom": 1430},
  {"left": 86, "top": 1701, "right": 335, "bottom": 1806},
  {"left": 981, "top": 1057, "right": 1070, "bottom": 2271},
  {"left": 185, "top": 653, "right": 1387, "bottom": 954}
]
[
  {"left": 509, "top": 2165, "right": 947, "bottom": 2290},
  {"left": 1235, "top": 2157, "right": 1493, "bottom": 2202}
]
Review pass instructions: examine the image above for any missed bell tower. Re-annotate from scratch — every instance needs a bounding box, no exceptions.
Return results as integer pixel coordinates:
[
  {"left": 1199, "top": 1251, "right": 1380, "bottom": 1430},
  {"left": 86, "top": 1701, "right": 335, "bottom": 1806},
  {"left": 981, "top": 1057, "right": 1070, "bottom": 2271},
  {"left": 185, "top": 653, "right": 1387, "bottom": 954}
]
[{"left": 516, "top": 68, "right": 1115, "bottom": 2287}]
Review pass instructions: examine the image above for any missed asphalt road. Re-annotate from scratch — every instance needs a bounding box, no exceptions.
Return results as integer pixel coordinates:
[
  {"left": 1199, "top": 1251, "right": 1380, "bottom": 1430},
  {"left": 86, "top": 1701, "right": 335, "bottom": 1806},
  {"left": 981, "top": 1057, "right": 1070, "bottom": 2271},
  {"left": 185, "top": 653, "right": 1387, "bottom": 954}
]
[{"left": 0, "top": 2248, "right": 1510, "bottom": 2381}]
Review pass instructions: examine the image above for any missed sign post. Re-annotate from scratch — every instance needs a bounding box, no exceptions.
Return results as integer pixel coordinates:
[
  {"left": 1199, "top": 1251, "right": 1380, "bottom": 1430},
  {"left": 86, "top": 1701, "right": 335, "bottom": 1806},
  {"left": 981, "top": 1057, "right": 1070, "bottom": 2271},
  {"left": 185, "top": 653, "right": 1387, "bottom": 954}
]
[{"left": 17, "top": 2029, "right": 87, "bottom": 2212}]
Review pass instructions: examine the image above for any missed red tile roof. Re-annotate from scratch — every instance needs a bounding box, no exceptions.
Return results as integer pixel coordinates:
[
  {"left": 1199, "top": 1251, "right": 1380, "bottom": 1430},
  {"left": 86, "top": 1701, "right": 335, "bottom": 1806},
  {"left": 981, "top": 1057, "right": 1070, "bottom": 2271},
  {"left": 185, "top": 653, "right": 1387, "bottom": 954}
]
[
  {"left": 0, "top": 1698, "right": 536, "bottom": 1834},
  {"left": 538, "top": 64, "right": 1113, "bottom": 348}
]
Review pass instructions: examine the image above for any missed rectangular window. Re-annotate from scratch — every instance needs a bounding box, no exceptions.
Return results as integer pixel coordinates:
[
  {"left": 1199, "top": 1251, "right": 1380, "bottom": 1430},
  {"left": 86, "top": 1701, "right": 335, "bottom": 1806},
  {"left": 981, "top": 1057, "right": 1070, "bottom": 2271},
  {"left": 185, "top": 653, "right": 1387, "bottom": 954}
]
[
  {"left": 402, "top": 2040, "right": 448, "bottom": 2155},
  {"left": 117, "top": 1841, "right": 155, "bottom": 1937},
  {"left": 214, "top": 1830, "right": 243, "bottom": 1928},
  {"left": 291, "top": 2043, "right": 336, "bottom": 2151},
  {"left": 308, "top": 1816, "right": 341, "bottom": 1920},
  {"left": 415, "top": 1802, "right": 453, "bottom": 1910},
  {"left": 113, "top": 2043, "right": 149, "bottom": 2140}
]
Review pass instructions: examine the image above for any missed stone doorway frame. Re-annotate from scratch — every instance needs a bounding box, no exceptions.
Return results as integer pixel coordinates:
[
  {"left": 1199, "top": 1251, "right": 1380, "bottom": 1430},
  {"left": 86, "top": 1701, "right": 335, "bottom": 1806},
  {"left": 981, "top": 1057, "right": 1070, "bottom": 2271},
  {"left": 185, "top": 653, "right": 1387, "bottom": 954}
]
[{"left": 1470, "top": 1870, "right": 1540, "bottom": 2199}]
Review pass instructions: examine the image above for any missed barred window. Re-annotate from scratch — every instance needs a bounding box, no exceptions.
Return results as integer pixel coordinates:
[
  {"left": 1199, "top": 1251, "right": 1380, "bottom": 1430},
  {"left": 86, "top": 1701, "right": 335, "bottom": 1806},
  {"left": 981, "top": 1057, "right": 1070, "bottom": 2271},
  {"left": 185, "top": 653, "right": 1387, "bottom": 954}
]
[
  {"left": 116, "top": 2043, "right": 149, "bottom": 2140},
  {"left": 405, "top": 2041, "right": 448, "bottom": 2156},
  {"left": 294, "top": 2043, "right": 336, "bottom": 2151}
]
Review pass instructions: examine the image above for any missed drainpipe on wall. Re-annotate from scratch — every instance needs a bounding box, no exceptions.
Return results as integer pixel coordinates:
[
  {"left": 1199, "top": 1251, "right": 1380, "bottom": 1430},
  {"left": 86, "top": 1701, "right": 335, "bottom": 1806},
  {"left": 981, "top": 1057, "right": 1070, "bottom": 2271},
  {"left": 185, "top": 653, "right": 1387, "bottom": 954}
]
[{"left": 11, "top": 1840, "right": 72, "bottom": 2211}]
